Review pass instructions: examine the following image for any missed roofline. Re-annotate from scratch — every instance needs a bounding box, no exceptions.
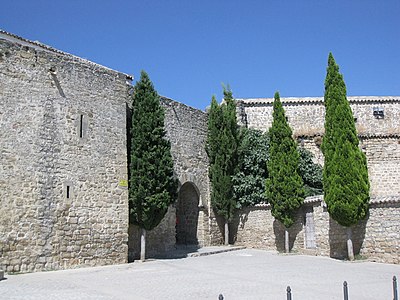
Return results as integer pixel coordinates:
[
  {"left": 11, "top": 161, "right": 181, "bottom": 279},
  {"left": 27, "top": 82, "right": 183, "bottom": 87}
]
[
  {"left": 253, "top": 194, "right": 400, "bottom": 208},
  {"left": 160, "top": 95, "right": 206, "bottom": 113},
  {"left": 0, "top": 29, "right": 133, "bottom": 80},
  {"left": 236, "top": 96, "right": 400, "bottom": 106}
]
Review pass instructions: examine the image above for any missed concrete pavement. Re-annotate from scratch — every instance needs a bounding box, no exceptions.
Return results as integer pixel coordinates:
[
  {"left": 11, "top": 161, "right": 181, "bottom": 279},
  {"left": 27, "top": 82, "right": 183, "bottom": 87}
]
[{"left": 1, "top": 248, "right": 399, "bottom": 299}]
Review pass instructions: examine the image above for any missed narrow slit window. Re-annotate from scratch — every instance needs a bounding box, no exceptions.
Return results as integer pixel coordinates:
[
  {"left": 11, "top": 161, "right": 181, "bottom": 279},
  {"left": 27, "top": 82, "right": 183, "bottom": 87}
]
[
  {"left": 66, "top": 186, "right": 70, "bottom": 199},
  {"left": 79, "top": 114, "right": 84, "bottom": 138}
]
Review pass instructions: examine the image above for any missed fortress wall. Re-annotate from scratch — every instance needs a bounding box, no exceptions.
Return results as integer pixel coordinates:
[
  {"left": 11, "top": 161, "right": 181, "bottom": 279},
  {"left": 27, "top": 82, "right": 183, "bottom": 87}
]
[
  {"left": 362, "top": 137, "right": 400, "bottom": 197},
  {"left": 240, "top": 100, "right": 325, "bottom": 136},
  {"left": 234, "top": 197, "right": 400, "bottom": 264},
  {"left": 162, "top": 98, "right": 214, "bottom": 247},
  {"left": 239, "top": 97, "right": 400, "bottom": 137},
  {"left": 240, "top": 97, "right": 400, "bottom": 197},
  {"left": 128, "top": 98, "right": 214, "bottom": 259},
  {"left": 161, "top": 97, "right": 210, "bottom": 209},
  {"left": 0, "top": 37, "right": 129, "bottom": 273}
]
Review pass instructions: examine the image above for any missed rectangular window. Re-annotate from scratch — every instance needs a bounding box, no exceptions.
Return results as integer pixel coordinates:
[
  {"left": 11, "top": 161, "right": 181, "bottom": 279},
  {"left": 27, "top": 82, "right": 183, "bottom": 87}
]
[
  {"left": 66, "top": 186, "right": 70, "bottom": 199},
  {"left": 373, "top": 107, "right": 384, "bottom": 119},
  {"left": 79, "top": 114, "right": 84, "bottom": 138}
]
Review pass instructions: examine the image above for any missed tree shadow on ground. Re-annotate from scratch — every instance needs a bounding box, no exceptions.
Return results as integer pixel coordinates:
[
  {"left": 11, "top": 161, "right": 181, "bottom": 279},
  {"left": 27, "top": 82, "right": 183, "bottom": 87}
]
[{"left": 152, "top": 244, "right": 201, "bottom": 260}]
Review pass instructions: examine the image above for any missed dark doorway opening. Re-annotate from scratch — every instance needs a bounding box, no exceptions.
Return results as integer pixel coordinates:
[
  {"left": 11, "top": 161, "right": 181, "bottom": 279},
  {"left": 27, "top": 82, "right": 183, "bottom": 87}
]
[{"left": 176, "top": 182, "right": 200, "bottom": 245}]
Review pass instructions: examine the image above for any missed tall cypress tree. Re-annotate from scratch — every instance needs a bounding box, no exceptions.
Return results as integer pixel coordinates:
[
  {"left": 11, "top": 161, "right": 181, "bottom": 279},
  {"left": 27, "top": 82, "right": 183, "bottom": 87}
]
[
  {"left": 206, "top": 87, "right": 238, "bottom": 245},
  {"left": 321, "top": 53, "right": 369, "bottom": 260},
  {"left": 265, "top": 92, "right": 304, "bottom": 253},
  {"left": 129, "top": 71, "right": 178, "bottom": 261}
]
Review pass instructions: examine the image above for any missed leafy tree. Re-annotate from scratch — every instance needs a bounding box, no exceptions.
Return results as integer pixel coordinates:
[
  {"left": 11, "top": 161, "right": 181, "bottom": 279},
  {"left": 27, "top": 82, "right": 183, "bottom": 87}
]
[
  {"left": 321, "top": 53, "right": 370, "bottom": 260},
  {"left": 206, "top": 87, "right": 239, "bottom": 245},
  {"left": 298, "top": 147, "right": 323, "bottom": 197},
  {"left": 233, "top": 128, "right": 269, "bottom": 208},
  {"left": 265, "top": 92, "right": 304, "bottom": 253},
  {"left": 129, "top": 71, "right": 178, "bottom": 261}
]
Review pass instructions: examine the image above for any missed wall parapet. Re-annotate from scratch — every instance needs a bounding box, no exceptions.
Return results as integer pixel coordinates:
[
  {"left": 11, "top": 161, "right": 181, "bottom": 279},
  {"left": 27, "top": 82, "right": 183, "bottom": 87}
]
[{"left": 237, "top": 96, "right": 400, "bottom": 107}]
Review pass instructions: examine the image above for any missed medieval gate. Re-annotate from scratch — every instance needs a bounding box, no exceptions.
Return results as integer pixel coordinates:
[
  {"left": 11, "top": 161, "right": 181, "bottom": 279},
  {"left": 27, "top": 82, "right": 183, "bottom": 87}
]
[{"left": 176, "top": 182, "right": 200, "bottom": 245}]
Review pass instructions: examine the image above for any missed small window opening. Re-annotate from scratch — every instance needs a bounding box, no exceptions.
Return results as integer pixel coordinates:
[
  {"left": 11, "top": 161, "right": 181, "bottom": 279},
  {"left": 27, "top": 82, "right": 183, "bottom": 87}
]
[
  {"left": 79, "top": 114, "right": 84, "bottom": 138},
  {"left": 66, "top": 186, "right": 70, "bottom": 199},
  {"left": 373, "top": 107, "right": 384, "bottom": 119}
]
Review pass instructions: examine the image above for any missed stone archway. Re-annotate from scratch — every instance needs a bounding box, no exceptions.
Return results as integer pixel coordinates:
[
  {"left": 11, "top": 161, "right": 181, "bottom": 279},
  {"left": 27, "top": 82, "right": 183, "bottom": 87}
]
[{"left": 176, "top": 182, "right": 200, "bottom": 245}]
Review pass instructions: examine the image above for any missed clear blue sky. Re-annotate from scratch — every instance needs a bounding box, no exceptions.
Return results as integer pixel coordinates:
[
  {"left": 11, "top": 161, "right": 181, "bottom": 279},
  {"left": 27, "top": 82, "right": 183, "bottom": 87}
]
[{"left": 2, "top": 1, "right": 399, "bottom": 110}]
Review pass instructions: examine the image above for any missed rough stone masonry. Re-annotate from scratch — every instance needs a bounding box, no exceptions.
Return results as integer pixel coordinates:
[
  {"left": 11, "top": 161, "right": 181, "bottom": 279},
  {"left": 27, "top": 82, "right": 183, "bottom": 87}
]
[
  {"left": 0, "top": 30, "right": 215, "bottom": 273},
  {"left": 0, "top": 31, "right": 130, "bottom": 273},
  {"left": 1, "top": 30, "right": 400, "bottom": 274},
  {"left": 234, "top": 97, "right": 400, "bottom": 263}
]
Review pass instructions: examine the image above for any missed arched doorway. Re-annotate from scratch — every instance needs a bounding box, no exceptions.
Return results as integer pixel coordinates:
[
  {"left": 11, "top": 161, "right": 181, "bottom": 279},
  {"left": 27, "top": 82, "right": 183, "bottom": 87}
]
[{"left": 176, "top": 182, "right": 200, "bottom": 245}]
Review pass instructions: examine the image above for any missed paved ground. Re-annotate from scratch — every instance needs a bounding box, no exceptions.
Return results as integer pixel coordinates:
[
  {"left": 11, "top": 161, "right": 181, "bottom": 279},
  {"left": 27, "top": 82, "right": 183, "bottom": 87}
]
[{"left": 1, "top": 248, "right": 399, "bottom": 300}]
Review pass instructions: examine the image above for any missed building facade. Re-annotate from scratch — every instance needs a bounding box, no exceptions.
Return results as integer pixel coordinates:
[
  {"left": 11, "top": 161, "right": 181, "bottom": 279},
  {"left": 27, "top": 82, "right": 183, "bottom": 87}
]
[
  {"left": 234, "top": 97, "right": 400, "bottom": 263},
  {"left": 0, "top": 31, "right": 131, "bottom": 273},
  {"left": 1, "top": 30, "right": 399, "bottom": 273}
]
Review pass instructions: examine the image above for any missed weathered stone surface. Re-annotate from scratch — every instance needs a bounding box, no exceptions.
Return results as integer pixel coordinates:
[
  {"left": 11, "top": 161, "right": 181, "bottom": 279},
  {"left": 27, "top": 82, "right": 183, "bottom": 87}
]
[
  {"left": 0, "top": 34, "right": 129, "bottom": 273},
  {"left": 127, "top": 98, "right": 214, "bottom": 260},
  {"left": 233, "top": 196, "right": 400, "bottom": 264},
  {"left": 1, "top": 29, "right": 400, "bottom": 273},
  {"left": 237, "top": 96, "right": 400, "bottom": 197}
]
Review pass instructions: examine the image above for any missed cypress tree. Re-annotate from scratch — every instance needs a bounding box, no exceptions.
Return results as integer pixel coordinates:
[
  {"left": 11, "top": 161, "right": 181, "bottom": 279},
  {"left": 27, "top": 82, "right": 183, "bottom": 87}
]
[
  {"left": 205, "top": 96, "right": 222, "bottom": 166},
  {"left": 129, "top": 71, "right": 178, "bottom": 261},
  {"left": 206, "top": 87, "right": 238, "bottom": 245},
  {"left": 265, "top": 92, "right": 304, "bottom": 253},
  {"left": 321, "top": 53, "right": 370, "bottom": 260}
]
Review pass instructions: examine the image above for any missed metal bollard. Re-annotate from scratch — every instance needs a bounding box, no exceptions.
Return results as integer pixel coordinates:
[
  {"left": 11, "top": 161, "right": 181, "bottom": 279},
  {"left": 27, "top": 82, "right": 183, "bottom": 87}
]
[
  {"left": 287, "top": 286, "right": 292, "bottom": 300},
  {"left": 394, "top": 276, "right": 398, "bottom": 300},
  {"left": 218, "top": 294, "right": 224, "bottom": 300},
  {"left": 343, "top": 281, "right": 349, "bottom": 300}
]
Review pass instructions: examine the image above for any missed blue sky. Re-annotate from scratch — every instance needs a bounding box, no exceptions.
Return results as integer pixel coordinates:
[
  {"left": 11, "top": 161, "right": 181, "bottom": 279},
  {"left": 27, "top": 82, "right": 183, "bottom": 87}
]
[{"left": 2, "top": 1, "right": 399, "bottom": 110}]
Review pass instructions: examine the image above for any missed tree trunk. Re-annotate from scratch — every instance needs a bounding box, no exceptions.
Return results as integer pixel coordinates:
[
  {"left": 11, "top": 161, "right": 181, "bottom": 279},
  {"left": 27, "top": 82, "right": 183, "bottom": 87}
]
[
  {"left": 140, "top": 228, "right": 146, "bottom": 262},
  {"left": 285, "top": 229, "right": 289, "bottom": 253},
  {"left": 346, "top": 227, "right": 354, "bottom": 261},
  {"left": 224, "top": 220, "right": 229, "bottom": 246}
]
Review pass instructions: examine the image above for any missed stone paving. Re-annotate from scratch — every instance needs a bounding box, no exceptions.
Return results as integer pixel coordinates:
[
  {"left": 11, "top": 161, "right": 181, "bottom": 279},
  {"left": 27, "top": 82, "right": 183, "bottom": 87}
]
[{"left": 1, "top": 248, "right": 399, "bottom": 300}]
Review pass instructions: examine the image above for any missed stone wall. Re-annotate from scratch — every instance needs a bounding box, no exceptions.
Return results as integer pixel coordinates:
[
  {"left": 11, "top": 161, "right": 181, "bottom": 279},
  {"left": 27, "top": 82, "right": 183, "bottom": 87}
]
[
  {"left": 0, "top": 33, "right": 130, "bottom": 273},
  {"left": 2, "top": 29, "right": 399, "bottom": 272},
  {"left": 128, "top": 206, "right": 176, "bottom": 260},
  {"left": 161, "top": 98, "right": 222, "bottom": 247},
  {"left": 238, "top": 97, "right": 400, "bottom": 198},
  {"left": 238, "top": 96, "right": 400, "bottom": 137},
  {"left": 362, "top": 137, "right": 400, "bottom": 197},
  {"left": 127, "top": 98, "right": 215, "bottom": 260},
  {"left": 233, "top": 196, "right": 400, "bottom": 264}
]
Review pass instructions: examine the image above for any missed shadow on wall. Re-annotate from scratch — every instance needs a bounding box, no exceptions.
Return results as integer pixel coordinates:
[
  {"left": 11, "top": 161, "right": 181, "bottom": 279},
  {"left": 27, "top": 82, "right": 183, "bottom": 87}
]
[
  {"left": 273, "top": 215, "right": 303, "bottom": 252},
  {"left": 212, "top": 213, "right": 228, "bottom": 244},
  {"left": 127, "top": 206, "right": 177, "bottom": 262},
  {"left": 231, "top": 209, "right": 250, "bottom": 244},
  {"left": 328, "top": 214, "right": 368, "bottom": 259}
]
